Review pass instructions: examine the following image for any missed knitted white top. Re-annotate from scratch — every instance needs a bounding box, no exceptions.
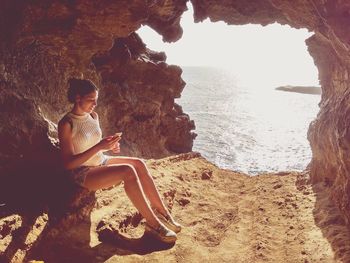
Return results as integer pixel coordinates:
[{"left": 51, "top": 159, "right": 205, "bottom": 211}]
[{"left": 66, "top": 112, "right": 105, "bottom": 166}]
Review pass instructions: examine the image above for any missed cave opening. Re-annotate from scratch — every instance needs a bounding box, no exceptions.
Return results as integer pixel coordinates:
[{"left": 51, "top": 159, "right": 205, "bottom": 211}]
[{"left": 138, "top": 4, "right": 321, "bottom": 175}]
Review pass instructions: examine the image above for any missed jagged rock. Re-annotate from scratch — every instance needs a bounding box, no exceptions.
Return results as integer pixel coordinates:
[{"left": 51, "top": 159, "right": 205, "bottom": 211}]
[
  {"left": 201, "top": 170, "right": 213, "bottom": 180},
  {"left": 93, "top": 33, "right": 196, "bottom": 157}
]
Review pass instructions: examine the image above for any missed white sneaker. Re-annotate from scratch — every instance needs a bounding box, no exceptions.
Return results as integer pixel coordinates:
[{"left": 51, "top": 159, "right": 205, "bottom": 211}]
[
  {"left": 145, "top": 223, "right": 177, "bottom": 243},
  {"left": 153, "top": 209, "right": 182, "bottom": 233}
]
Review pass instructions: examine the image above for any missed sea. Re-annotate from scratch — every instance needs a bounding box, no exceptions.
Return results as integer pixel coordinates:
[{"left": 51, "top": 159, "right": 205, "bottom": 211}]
[{"left": 176, "top": 66, "right": 321, "bottom": 175}]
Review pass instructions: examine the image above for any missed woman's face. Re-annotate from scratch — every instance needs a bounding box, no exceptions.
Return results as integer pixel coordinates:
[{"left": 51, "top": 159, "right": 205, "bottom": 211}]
[{"left": 76, "top": 90, "right": 98, "bottom": 113}]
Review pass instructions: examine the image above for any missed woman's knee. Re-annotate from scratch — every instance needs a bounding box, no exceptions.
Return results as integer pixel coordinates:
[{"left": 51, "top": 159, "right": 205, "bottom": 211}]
[
  {"left": 131, "top": 158, "right": 147, "bottom": 170},
  {"left": 120, "top": 164, "right": 139, "bottom": 182}
]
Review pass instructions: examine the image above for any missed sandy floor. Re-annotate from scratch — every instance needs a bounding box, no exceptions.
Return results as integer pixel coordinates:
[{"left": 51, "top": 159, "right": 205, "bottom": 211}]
[{"left": 1, "top": 152, "right": 350, "bottom": 262}]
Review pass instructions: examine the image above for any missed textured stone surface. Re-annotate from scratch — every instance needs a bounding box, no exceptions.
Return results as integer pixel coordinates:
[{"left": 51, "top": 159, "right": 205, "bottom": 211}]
[
  {"left": 1, "top": 0, "right": 350, "bottom": 243},
  {"left": 0, "top": 0, "right": 195, "bottom": 161},
  {"left": 92, "top": 33, "right": 196, "bottom": 158}
]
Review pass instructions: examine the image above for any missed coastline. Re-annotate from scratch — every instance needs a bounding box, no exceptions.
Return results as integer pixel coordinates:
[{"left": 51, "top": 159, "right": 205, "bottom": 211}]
[{"left": 275, "top": 85, "right": 321, "bottom": 95}]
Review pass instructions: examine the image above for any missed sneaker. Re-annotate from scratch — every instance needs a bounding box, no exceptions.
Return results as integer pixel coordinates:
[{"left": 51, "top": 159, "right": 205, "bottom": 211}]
[
  {"left": 145, "top": 223, "right": 177, "bottom": 243},
  {"left": 153, "top": 209, "right": 182, "bottom": 233}
]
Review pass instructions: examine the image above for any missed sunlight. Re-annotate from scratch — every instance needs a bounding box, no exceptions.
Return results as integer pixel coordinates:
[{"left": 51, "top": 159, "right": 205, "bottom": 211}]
[
  {"left": 137, "top": 3, "right": 320, "bottom": 174},
  {"left": 137, "top": 4, "right": 319, "bottom": 89}
]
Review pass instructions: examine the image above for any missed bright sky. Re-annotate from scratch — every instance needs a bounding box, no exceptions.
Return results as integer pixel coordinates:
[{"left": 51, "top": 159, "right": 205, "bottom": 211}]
[{"left": 137, "top": 4, "right": 319, "bottom": 88}]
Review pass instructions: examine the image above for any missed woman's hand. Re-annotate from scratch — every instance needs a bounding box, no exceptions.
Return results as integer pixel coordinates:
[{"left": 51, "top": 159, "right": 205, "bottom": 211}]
[
  {"left": 97, "top": 136, "right": 121, "bottom": 151},
  {"left": 112, "top": 141, "right": 121, "bottom": 153}
]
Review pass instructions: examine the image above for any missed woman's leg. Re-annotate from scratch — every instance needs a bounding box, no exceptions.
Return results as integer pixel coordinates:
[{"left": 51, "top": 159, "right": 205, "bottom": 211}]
[
  {"left": 83, "top": 164, "right": 161, "bottom": 228},
  {"left": 105, "top": 157, "right": 169, "bottom": 216}
]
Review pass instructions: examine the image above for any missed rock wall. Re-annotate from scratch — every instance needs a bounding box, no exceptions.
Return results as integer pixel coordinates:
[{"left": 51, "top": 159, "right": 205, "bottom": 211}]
[
  {"left": 92, "top": 33, "right": 195, "bottom": 158},
  {"left": 0, "top": 0, "right": 195, "bottom": 223},
  {"left": 0, "top": 0, "right": 195, "bottom": 163},
  {"left": 1, "top": 0, "right": 350, "bottom": 227}
]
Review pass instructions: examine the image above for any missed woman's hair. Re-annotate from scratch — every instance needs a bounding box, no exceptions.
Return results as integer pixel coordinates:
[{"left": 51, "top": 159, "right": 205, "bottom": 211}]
[{"left": 67, "top": 78, "right": 98, "bottom": 103}]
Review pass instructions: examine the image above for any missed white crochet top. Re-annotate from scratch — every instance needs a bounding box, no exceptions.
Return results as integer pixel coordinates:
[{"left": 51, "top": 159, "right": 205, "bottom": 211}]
[{"left": 66, "top": 112, "right": 105, "bottom": 166}]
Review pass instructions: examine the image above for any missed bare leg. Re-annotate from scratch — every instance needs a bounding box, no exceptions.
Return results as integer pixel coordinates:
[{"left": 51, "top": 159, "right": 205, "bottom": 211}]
[
  {"left": 105, "top": 157, "right": 169, "bottom": 216},
  {"left": 83, "top": 164, "right": 161, "bottom": 228}
]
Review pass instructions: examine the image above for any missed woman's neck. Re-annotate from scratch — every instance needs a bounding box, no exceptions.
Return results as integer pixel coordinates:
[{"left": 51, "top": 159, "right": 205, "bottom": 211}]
[{"left": 70, "top": 105, "right": 87, "bottom": 116}]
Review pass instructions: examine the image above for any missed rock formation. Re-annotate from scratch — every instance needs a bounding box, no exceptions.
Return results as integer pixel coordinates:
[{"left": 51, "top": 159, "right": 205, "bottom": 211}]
[
  {"left": 1, "top": 0, "right": 350, "bottom": 260},
  {"left": 275, "top": 85, "right": 321, "bottom": 95},
  {"left": 0, "top": 0, "right": 196, "bottom": 221},
  {"left": 0, "top": 0, "right": 196, "bottom": 163}
]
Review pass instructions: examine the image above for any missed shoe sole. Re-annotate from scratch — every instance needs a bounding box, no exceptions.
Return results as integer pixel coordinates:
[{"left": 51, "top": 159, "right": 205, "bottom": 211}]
[
  {"left": 145, "top": 226, "right": 177, "bottom": 243},
  {"left": 160, "top": 219, "right": 182, "bottom": 233},
  {"left": 154, "top": 212, "right": 182, "bottom": 233},
  {"left": 148, "top": 232, "right": 177, "bottom": 243}
]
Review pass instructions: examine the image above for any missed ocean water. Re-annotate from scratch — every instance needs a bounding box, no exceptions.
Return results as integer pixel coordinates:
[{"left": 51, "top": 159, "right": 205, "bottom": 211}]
[{"left": 176, "top": 66, "right": 320, "bottom": 175}]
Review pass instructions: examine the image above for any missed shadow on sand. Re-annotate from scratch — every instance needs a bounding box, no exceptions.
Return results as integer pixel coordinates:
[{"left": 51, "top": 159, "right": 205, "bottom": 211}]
[
  {"left": 25, "top": 213, "right": 175, "bottom": 262},
  {"left": 298, "top": 174, "right": 350, "bottom": 262},
  {"left": 0, "top": 157, "right": 174, "bottom": 263}
]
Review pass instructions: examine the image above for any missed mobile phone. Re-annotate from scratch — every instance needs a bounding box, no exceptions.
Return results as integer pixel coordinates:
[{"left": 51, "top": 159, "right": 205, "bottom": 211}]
[{"left": 114, "top": 132, "right": 123, "bottom": 138}]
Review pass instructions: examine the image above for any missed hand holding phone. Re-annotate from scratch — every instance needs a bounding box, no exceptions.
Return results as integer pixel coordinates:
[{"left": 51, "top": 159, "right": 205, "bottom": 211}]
[{"left": 113, "top": 132, "right": 123, "bottom": 139}]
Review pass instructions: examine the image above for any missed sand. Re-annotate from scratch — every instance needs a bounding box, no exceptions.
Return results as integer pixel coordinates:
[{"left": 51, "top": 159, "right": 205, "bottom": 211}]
[{"left": 1, "top": 152, "right": 350, "bottom": 263}]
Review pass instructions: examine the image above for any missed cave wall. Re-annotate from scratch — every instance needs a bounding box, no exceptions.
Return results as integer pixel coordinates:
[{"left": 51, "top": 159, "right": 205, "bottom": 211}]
[
  {"left": 0, "top": 0, "right": 194, "bottom": 219},
  {"left": 1, "top": 0, "right": 350, "bottom": 226},
  {"left": 0, "top": 0, "right": 195, "bottom": 169},
  {"left": 92, "top": 33, "right": 195, "bottom": 157}
]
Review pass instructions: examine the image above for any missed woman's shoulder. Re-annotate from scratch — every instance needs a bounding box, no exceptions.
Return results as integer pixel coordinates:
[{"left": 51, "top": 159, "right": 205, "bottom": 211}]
[
  {"left": 58, "top": 114, "right": 73, "bottom": 129},
  {"left": 90, "top": 111, "right": 98, "bottom": 120}
]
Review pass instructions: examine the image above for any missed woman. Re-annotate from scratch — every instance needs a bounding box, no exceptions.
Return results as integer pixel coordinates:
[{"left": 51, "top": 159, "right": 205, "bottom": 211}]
[{"left": 58, "top": 78, "right": 181, "bottom": 243}]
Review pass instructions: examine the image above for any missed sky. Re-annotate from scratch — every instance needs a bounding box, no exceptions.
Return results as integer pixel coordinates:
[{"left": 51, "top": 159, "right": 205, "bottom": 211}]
[{"left": 137, "top": 3, "right": 319, "bottom": 88}]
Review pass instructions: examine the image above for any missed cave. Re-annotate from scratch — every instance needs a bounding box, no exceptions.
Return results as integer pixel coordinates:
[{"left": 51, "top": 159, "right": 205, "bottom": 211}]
[{"left": 1, "top": 0, "right": 350, "bottom": 261}]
